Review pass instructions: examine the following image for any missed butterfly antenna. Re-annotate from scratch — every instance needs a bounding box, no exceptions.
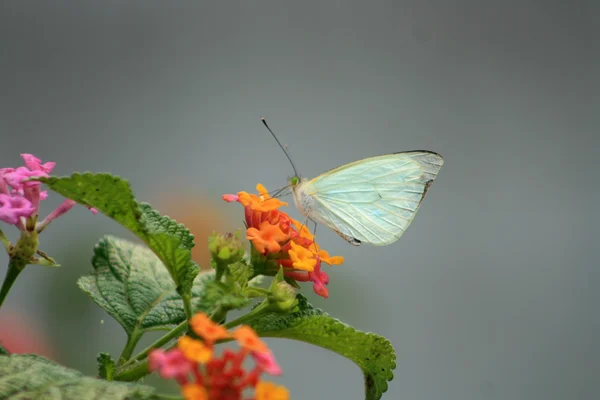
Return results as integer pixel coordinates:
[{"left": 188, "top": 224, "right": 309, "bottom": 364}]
[
  {"left": 265, "top": 184, "right": 292, "bottom": 198},
  {"left": 261, "top": 117, "right": 300, "bottom": 178}
]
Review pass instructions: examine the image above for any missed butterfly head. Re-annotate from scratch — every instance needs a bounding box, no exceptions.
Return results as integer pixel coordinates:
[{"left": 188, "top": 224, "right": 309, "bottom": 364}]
[{"left": 289, "top": 176, "right": 300, "bottom": 187}]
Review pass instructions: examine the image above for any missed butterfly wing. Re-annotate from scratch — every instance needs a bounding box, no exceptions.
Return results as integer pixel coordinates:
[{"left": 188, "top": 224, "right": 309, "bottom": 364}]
[{"left": 303, "top": 151, "right": 443, "bottom": 246}]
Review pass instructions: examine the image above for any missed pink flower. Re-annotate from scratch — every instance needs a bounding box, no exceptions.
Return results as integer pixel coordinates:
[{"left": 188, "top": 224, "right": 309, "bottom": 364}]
[
  {"left": 0, "top": 194, "right": 35, "bottom": 225},
  {"left": 36, "top": 199, "right": 77, "bottom": 232},
  {"left": 149, "top": 349, "right": 194, "bottom": 384},
  {"left": 251, "top": 349, "right": 282, "bottom": 376},
  {"left": 309, "top": 259, "right": 330, "bottom": 298},
  {"left": 3, "top": 167, "right": 48, "bottom": 189},
  {"left": 0, "top": 169, "right": 15, "bottom": 195},
  {"left": 285, "top": 257, "right": 330, "bottom": 298},
  {"left": 222, "top": 194, "right": 239, "bottom": 202},
  {"left": 20, "top": 154, "right": 55, "bottom": 173},
  {"left": 0, "top": 154, "right": 97, "bottom": 231}
]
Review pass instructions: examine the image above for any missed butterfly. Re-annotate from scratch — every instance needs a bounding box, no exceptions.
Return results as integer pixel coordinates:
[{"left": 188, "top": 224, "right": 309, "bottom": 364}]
[{"left": 262, "top": 119, "right": 444, "bottom": 246}]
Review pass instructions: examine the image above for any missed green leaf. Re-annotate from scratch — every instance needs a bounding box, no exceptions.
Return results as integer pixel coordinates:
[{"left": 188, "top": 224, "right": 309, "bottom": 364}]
[
  {"left": 0, "top": 344, "right": 9, "bottom": 356},
  {"left": 40, "top": 174, "right": 199, "bottom": 294},
  {"left": 0, "top": 353, "right": 156, "bottom": 399},
  {"left": 97, "top": 353, "right": 116, "bottom": 380},
  {"left": 40, "top": 173, "right": 141, "bottom": 230},
  {"left": 78, "top": 235, "right": 215, "bottom": 337},
  {"left": 138, "top": 203, "right": 199, "bottom": 294},
  {"left": 225, "top": 261, "right": 254, "bottom": 288},
  {"left": 250, "top": 295, "right": 396, "bottom": 400},
  {"left": 200, "top": 280, "right": 251, "bottom": 312}
]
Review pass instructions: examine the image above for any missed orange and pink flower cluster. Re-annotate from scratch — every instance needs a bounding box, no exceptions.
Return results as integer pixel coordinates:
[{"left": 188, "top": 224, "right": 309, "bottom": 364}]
[
  {"left": 149, "top": 312, "right": 288, "bottom": 400},
  {"left": 222, "top": 184, "right": 343, "bottom": 298}
]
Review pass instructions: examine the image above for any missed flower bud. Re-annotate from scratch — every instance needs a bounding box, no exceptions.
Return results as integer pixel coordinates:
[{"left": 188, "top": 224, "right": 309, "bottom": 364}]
[
  {"left": 208, "top": 231, "right": 245, "bottom": 265},
  {"left": 268, "top": 281, "right": 298, "bottom": 313}
]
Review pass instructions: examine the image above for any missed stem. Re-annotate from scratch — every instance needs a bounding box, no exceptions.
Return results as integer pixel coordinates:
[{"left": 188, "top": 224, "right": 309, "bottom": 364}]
[
  {"left": 120, "top": 320, "right": 188, "bottom": 369},
  {"left": 113, "top": 359, "right": 150, "bottom": 382},
  {"left": 0, "top": 229, "right": 10, "bottom": 253},
  {"left": 209, "top": 305, "right": 228, "bottom": 324},
  {"left": 181, "top": 293, "right": 193, "bottom": 321},
  {"left": 0, "top": 259, "right": 25, "bottom": 309},
  {"left": 117, "top": 330, "right": 142, "bottom": 366},
  {"left": 214, "top": 260, "right": 227, "bottom": 282},
  {"left": 223, "top": 301, "right": 269, "bottom": 329}
]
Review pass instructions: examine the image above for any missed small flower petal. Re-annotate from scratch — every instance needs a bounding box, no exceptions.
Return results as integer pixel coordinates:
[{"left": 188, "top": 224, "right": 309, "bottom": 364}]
[
  {"left": 21, "top": 154, "right": 55, "bottom": 173},
  {"left": 288, "top": 241, "right": 317, "bottom": 271},
  {"left": 309, "top": 258, "right": 329, "bottom": 298},
  {"left": 3, "top": 167, "right": 48, "bottom": 189},
  {"left": 0, "top": 168, "right": 15, "bottom": 195},
  {"left": 222, "top": 193, "right": 239, "bottom": 202},
  {"left": 189, "top": 312, "right": 230, "bottom": 343},
  {"left": 252, "top": 349, "right": 282, "bottom": 376},
  {"left": 0, "top": 194, "right": 35, "bottom": 225},
  {"left": 178, "top": 335, "right": 213, "bottom": 364},
  {"left": 181, "top": 384, "right": 208, "bottom": 400},
  {"left": 148, "top": 348, "right": 194, "bottom": 381},
  {"left": 36, "top": 199, "right": 76, "bottom": 232},
  {"left": 311, "top": 244, "right": 344, "bottom": 266},
  {"left": 291, "top": 219, "right": 313, "bottom": 240},
  {"left": 237, "top": 184, "right": 288, "bottom": 212},
  {"left": 255, "top": 381, "right": 290, "bottom": 400},
  {"left": 246, "top": 221, "right": 288, "bottom": 255},
  {"left": 233, "top": 325, "right": 268, "bottom": 354}
]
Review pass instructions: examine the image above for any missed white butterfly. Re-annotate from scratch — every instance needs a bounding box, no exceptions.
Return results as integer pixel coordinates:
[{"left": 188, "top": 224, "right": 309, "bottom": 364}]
[
  {"left": 262, "top": 119, "right": 444, "bottom": 246},
  {"left": 290, "top": 152, "right": 443, "bottom": 246}
]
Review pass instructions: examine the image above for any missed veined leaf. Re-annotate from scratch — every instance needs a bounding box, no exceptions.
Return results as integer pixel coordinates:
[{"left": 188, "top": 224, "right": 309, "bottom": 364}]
[
  {"left": 250, "top": 295, "right": 396, "bottom": 400},
  {"left": 0, "top": 353, "right": 156, "bottom": 399},
  {"left": 40, "top": 174, "right": 199, "bottom": 294},
  {"left": 78, "top": 236, "right": 214, "bottom": 337}
]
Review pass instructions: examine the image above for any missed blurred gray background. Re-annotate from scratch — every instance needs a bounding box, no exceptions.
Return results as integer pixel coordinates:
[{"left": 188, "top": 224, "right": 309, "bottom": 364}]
[{"left": 1, "top": 1, "right": 598, "bottom": 399}]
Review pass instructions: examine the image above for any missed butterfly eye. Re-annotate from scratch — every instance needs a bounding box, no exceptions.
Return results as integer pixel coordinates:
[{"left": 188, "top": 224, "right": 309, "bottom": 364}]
[{"left": 290, "top": 176, "right": 299, "bottom": 186}]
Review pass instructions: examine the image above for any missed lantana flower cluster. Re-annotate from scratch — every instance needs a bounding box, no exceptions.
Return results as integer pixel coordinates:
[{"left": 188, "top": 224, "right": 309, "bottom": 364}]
[
  {"left": 222, "top": 184, "right": 344, "bottom": 299},
  {"left": 0, "top": 153, "right": 96, "bottom": 231},
  {"left": 149, "top": 312, "right": 289, "bottom": 400}
]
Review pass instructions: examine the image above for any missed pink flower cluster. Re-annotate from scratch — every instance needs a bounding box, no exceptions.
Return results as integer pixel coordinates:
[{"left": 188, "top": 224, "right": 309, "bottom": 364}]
[{"left": 0, "top": 154, "right": 96, "bottom": 232}]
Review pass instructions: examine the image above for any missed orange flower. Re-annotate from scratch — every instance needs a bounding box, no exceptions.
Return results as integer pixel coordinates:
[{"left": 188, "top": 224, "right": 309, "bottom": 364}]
[
  {"left": 238, "top": 184, "right": 288, "bottom": 212},
  {"left": 289, "top": 241, "right": 317, "bottom": 271},
  {"left": 256, "top": 183, "right": 271, "bottom": 198},
  {"left": 189, "top": 313, "right": 230, "bottom": 343},
  {"left": 233, "top": 325, "right": 268, "bottom": 354},
  {"left": 246, "top": 221, "right": 289, "bottom": 254},
  {"left": 223, "top": 183, "right": 343, "bottom": 298},
  {"left": 181, "top": 384, "right": 208, "bottom": 400},
  {"left": 178, "top": 336, "right": 213, "bottom": 364},
  {"left": 310, "top": 244, "right": 344, "bottom": 266},
  {"left": 291, "top": 219, "right": 313, "bottom": 240},
  {"left": 255, "top": 381, "right": 290, "bottom": 400}
]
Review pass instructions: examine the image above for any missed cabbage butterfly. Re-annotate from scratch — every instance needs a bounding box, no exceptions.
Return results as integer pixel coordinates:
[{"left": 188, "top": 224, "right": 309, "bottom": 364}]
[{"left": 262, "top": 118, "right": 443, "bottom": 246}]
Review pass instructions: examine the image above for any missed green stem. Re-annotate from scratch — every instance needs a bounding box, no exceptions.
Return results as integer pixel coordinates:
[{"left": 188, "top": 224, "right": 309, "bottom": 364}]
[
  {"left": 0, "top": 229, "right": 10, "bottom": 253},
  {"left": 113, "top": 358, "right": 150, "bottom": 382},
  {"left": 120, "top": 320, "right": 188, "bottom": 370},
  {"left": 223, "top": 301, "right": 269, "bottom": 329},
  {"left": 214, "top": 260, "right": 227, "bottom": 282},
  {"left": 0, "top": 259, "right": 25, "bottom": 309},
  {"left": 209, "top": 305, "right": 228, "bottom": 324},
  {"left": 117, "top": 330, "right": 142, "bottom": 366},
  {"left": 181, "top": 293, "right": 193, "bottom": 321}
]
